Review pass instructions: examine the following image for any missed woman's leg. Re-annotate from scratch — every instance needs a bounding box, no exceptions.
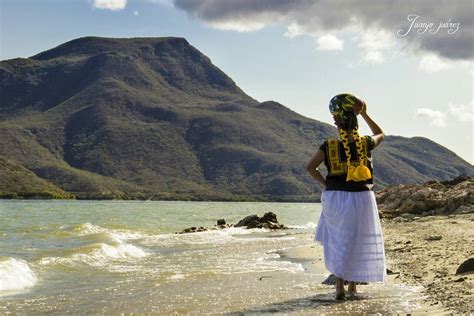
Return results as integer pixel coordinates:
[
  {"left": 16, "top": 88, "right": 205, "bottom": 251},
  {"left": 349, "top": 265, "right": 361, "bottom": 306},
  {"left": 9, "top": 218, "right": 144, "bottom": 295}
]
[
  {"left": 348, "top": 281, "right": 357, "bottom": 295},
  {"left": 335, "top": 277, "right": 345, "bottom": 300}
]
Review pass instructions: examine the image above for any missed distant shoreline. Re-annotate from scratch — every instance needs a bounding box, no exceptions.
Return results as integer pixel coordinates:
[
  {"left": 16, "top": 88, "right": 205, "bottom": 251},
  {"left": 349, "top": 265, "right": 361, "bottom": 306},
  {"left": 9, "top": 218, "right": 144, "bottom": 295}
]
[{"left": 0, "top": 195, "right": 322, "bottom": 203}]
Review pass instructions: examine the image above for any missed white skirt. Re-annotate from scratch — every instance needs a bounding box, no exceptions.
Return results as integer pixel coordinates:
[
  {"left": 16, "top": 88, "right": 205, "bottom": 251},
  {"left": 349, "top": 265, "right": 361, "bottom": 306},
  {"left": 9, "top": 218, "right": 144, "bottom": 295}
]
[{"left": 315, "top": 190, "right": 387, "bottom": 282}]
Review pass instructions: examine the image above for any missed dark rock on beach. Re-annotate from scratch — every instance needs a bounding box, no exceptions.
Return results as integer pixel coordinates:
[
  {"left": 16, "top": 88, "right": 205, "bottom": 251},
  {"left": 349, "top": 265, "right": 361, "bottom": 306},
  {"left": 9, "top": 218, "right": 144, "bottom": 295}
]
[
  {"left": 424, "top": 235, "right": 442, "bottom": 241},
  {"left": 235, "top": 212, "right": 287, "bottom": 229},
  {"left": 455, "top": 258, "right": 474, "bottom": 275},
  {"left": 177, "top": 212, "right": 287, "bottom": 234},
  {"left": 177, "top": 226, "right": 208, "bottom": 234},
  {"left": 376, "top": 176, "right": 473, "bottom": 219}
]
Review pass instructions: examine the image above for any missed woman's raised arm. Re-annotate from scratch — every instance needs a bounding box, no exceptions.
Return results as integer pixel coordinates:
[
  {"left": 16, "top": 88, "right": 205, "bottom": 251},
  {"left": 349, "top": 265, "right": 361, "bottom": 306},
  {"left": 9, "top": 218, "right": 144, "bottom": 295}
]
[{"left": 360, "top": 104, "right": 384, "bottom": 149}]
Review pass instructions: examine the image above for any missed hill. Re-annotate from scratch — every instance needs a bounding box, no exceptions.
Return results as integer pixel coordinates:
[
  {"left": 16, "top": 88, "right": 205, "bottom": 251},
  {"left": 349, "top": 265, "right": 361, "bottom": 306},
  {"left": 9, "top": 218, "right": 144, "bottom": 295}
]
[{"left": 0, "top": 36, "right": 472, "bottom": 200}]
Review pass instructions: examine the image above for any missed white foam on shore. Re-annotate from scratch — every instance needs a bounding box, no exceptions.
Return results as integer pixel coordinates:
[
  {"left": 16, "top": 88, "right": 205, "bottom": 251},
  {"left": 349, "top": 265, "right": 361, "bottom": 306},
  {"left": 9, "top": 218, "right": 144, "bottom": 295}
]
[
  {"left": 142, "top": 226, "right": 295, "bottom": 247},
  {"left": 169, "top": 272, "right": 185, "bottom": 280},
  {"left": 0, "top": 257, "right": 38, "bottom": 292},
  {"left": 288, "top": 221, "right": 317, "bottom": 230},
  {"left": 212, "top": 252, "right": 305, "bottom": 275}
]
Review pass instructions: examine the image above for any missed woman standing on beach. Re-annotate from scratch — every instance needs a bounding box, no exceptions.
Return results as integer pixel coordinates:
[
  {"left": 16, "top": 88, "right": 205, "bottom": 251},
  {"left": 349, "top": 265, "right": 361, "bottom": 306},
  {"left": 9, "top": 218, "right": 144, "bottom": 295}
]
[{"left": 306, "top": 94, "right": 387, "bottom": 300}]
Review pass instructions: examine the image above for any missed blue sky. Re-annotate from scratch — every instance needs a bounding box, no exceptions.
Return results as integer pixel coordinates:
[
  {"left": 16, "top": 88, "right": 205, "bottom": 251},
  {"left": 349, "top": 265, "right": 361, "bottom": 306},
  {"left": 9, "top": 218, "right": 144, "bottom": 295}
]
[{"left": 1, "top": 0, "right": 473, "bottom": 163}]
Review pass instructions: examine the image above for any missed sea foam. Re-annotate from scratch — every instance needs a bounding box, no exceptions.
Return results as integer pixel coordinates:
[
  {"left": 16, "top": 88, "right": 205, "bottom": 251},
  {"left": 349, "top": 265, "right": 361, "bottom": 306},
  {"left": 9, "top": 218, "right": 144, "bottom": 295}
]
[
  {"left": 142, "top": 226, "right": 286, "bottom": 247},
  {"left": 40, "top": 223, "right": 148, "bottom": 268},
  {"left": 288, "top": 221, "right": 317, "bottom": 230},
  {"left": 0, "top": 257, "right": 38, "bottom": 292}
]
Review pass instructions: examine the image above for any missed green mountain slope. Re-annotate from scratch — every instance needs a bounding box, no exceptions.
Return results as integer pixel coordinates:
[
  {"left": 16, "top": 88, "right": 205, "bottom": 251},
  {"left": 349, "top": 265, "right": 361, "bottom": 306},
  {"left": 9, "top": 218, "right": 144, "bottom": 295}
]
[
  {"left": 0, "top": 36, "right": 472, "bottom": 200},
  {"left": 0, "top": 157, "right": 73, "bottom": 199}
]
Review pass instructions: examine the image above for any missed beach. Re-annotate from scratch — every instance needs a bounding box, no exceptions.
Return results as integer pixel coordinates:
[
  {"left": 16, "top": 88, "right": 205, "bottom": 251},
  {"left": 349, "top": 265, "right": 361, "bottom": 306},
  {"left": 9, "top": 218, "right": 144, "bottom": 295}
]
[
  {"left": 383, "top": 213, "right": 473, "bottom": 313},
  {"left": 282, "top": 212, "right": 473, "bottom": 314}
]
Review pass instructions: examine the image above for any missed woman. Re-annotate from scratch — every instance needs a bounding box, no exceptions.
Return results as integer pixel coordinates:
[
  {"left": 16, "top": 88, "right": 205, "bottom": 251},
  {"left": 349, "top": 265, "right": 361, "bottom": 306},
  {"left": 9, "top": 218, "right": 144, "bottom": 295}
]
[{"left": 306, "top": 93, "right": 387, "bottom": 300}]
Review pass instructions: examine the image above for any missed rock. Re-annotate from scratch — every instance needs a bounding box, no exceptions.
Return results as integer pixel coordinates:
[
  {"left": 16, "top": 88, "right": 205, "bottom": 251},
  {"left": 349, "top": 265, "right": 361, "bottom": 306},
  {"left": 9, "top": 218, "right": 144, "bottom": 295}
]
[
  {"left": 322, "top": 274, "right": 337, "bottom": 285},
  {"left": 441, "top": 175, "right": 470, "bottom": 186},
  {"left": 177, "top": 226, "right": 208, "bottom": 234},
  {"left": 376, "top": 176, "right": 473, "bottom": 218},
  {"left": 235, "top": 215, "right": 260, "bottom": 228},
  {"left": 456, "top": 205, "right": 474, "bottom": 214},
  {"left": 235, "top": 212, "right": 287, "bottom": 230},
  {"left": 424, "top": 235, "right": 442, "bottom": 241},
  {"left": 434, "top": 208, "right": 445, "bottom": 215},
  {"left": 455, "top": 258, "right": 474, "bottom": 275},
  {"left": 261, "top": 212, "right": 278, "bottom": 223},
  {"left": 413, "top": 188, "right": 432, "bottom": 200},
  {"left": 176, "top": 212, "right": 287, "bottom": 233}
]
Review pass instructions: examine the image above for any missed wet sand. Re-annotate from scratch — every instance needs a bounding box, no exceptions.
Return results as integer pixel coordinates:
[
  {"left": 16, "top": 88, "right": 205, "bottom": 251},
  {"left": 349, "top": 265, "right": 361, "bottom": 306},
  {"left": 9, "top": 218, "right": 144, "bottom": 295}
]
[{"left": 282, "top": 213, "right": 473, "bottom": 314}]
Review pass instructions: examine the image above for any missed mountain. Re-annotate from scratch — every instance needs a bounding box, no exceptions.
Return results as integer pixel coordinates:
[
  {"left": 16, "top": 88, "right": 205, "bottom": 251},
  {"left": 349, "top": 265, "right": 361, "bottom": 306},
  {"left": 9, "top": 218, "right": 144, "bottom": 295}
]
[{"left": 0, "top": 36, "right": 472, "bottom": 200}]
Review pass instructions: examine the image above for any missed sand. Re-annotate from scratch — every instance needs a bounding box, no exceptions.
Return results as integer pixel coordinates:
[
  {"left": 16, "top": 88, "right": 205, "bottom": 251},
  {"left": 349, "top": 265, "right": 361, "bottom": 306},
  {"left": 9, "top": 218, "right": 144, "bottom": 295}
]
[
  {"left": 283, "top": 213, "right": 473, "bottom": 314},
  {"left": 382, "top": 213, "right": 473, "bottom": 314}
]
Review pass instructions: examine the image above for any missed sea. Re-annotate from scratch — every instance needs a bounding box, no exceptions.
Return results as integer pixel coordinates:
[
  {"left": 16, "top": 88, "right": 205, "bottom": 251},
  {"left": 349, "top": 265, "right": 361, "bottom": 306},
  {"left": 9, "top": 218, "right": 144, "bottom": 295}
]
[{"left": 0, "top": 200, "right": 430, "bottom": 314}]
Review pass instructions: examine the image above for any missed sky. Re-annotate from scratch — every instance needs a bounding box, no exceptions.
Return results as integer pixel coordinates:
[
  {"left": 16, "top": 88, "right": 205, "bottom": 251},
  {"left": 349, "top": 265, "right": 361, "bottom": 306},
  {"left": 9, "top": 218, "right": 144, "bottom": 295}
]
[{"left": 1, "top": 0, "right": 473, "bottom": 163}]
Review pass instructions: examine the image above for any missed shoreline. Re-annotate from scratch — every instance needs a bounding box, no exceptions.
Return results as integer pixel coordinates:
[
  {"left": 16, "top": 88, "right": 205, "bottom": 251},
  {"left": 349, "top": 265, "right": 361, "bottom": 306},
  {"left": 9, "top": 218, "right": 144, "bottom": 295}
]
[
  {"left": 0, "top": 198, "right": 323, "bottom": 204},
  {"left": 280, "top": 214, "right": 473, "bottom": 314},
  {"left": 278, "top": 244, "right": 443, "bottom": 314}
]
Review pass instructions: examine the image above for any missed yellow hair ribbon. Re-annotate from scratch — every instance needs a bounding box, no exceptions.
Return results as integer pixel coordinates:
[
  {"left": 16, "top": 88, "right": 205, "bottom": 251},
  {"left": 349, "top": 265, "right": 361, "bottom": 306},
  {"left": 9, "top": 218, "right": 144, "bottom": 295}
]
[{"left": 339, "top": 129, "right": 372, "bottom": 182}]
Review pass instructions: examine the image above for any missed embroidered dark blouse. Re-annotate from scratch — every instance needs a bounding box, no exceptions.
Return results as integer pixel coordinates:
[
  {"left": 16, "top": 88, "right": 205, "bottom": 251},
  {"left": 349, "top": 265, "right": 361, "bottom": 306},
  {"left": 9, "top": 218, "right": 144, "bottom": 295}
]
[{"left": 319, "top": 136, "right": 375, "bottom": 192}]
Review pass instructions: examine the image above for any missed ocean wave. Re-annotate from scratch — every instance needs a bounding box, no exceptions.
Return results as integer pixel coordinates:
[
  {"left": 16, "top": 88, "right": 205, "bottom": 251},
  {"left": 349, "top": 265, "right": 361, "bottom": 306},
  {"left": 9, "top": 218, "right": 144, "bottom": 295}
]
[
  {"left": 72, "top": 222, "right": 145, "bottom": 240},
  {"left": 0, "top": 257, "right": 38, "bottom": 292},
  {"left": 40, "top": 241, "right": 147, "bottom": 268},
  {"left": 39, "top": 223, "right": 148, "bottom": 268}
]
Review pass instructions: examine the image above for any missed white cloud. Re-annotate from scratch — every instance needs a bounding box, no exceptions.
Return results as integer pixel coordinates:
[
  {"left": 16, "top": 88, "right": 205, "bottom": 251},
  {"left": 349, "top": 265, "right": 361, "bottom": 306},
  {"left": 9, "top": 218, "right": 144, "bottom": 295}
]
[
  {"left": 92, "top": 0, "right": 126, "bottom": 11},
  {"left": 419, "top": 54, "right": 451, "bottom": 73},
  {"left": 284, "top": 22, "right": 303, "bottom": 38},
  {"left": 134, "top": 10, "right": 139, "bottom": 16},
  {"left": 316, "top": 34, "right": 343, "bottom": 51},
  {"left": 358, "top": 28, "right": 395, "bottom": 64},
  {"left": 359, "top": 29, "right": 395, "bottom": 51},
  {"left": 414, "top": 101, "right": 474, "bottom": 127},
  {"left": 363, "top": 50, "right": 384, "bottom": 64},
  {"left": 205, "top": 20, "right": 267, "bottom": 32},
  {"left": 415, "top": 108, "right": 447, "bottom": 127},
  {"left": 448, "top": 100, "right": 474, "bottom": 123}
]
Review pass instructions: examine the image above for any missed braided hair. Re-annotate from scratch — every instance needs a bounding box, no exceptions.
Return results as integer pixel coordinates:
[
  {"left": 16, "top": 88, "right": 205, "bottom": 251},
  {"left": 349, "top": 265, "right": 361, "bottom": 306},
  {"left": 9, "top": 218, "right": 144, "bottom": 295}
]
[{"left": 329, "top": 94, "right": 371, "bottom": 182}]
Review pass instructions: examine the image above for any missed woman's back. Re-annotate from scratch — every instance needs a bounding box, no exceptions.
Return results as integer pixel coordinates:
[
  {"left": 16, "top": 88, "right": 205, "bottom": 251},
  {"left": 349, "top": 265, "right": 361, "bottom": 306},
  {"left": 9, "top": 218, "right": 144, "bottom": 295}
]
[{"left": 320, "top": 136, "right": 375, "bottom": 191}]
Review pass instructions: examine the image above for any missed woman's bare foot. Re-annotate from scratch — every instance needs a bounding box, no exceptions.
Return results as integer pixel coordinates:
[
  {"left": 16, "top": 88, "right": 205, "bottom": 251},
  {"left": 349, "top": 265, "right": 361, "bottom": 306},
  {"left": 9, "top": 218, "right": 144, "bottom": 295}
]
[
  {"left": 335, "top": 277, "right": 346, "bottom": 300},
  {"left": 348, "top": 282, "right": 357, "bottom": 298}
]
